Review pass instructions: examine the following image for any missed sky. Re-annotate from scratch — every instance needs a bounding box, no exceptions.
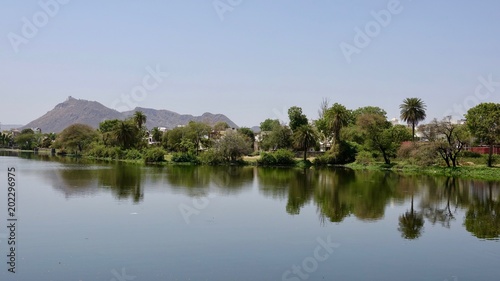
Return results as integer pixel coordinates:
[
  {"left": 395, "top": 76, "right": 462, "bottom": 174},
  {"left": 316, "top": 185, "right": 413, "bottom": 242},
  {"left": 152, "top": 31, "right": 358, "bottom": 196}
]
[{"left": 1, "top": 0, "right": 499, "bottom": 128}]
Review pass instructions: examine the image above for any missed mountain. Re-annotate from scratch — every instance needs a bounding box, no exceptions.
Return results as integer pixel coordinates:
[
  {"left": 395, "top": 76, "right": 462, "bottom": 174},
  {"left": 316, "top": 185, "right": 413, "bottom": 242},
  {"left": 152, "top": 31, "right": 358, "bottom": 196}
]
[
  {"left": 24, "top": 97, "right": 124, "bottom": 133},
  {"left": 23, "top": 97, "right": 238, "bottom": 133},
  {"left": 122, "top": 107, "right": 238, "bottom": 129}
]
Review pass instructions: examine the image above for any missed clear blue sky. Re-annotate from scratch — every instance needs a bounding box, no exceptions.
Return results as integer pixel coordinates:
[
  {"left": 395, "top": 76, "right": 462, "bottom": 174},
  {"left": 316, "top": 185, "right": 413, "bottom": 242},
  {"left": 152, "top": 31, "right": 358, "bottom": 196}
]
[{"left": 1, "top": 0, "right": 499, "bottom": 127}]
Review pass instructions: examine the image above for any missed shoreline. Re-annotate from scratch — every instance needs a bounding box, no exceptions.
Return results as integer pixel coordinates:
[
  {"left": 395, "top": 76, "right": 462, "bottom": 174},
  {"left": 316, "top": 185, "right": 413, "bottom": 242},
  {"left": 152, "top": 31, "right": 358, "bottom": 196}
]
[{"left": 2, "top": 148, "right": 500, "bottom": 181}]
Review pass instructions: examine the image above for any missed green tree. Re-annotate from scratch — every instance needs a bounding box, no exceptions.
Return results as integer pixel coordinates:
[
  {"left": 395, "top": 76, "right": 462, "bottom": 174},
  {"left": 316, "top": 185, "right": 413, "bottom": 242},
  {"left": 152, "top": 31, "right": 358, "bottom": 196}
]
[
  {"left": 292, "top": 124, "right": 319, "bottom": 161},
  {"left": 260, "top": 119, "right": 280, "bottom": 132},
  {"left": 185, "top": 121, "right": 212, "bottom": 154},
  {"left": 53, "top": 124, "right": 98, "bottom": 154},
  {"left": 215, "top": 131, "right": 252, "bottom": 162},
  {"left": 164, "top": 126, "right": 185, "bottom": 152},
  {"left": 237, "top": 127, "right": 255, "bottom": 151},
  {"left": 325, "top": 103, "right": 351, "bottom": 145},
  {"left": 99, "top": 119, "right": 120, "bottom": 146},
  {"left": 431, "top": 117, "right": 469, "bottom": 167},
  {"left": 114, "top": 121, "right": 139, "bottom": 149},
  {"left": 133, "top": 111, "right": 147, "bottom": 129},
  {"left": 14, "top": 129, "right": 37, "bottom": 150},
  {"left": 151, "top": 127, "right": 163, "bottom": 143},
  {"left": 213, "top": 121, "right": 230, "bottom": 132},
  {"left": 357, "top": 114, "right": 411, "bottom": 164},
  {"left": 261, "top": 123, "right": 292, "bottom": 151},
  {"left": 400, "top": 97, "right": 427, "bottom": 141},
  {"left": 465, "top": 103, "right": 500, "bottom": 167},
  {"left": 352, "top": 106, "right": 387, "bottom": 123},
  {"left": 288, "top": 106, "right": 308, "bottom": 131}
]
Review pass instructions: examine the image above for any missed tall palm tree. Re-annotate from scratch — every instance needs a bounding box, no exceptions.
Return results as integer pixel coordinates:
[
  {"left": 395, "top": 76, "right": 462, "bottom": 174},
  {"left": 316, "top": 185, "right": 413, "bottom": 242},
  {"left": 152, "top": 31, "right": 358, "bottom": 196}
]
[
  {"left": 133, "top": 111, "right": 147, "bottom": 130},
  {"left": 114, "top": 121, "right": 137, "bottom": 149},
  {"left": 151, "top": 127, "right": 163, "bottom": 143},
  {"left": 292, "top": 124, "right": 319, "bottom": 161},
  {"left": 398, "top": 195, "right": 424, "bottom": 239},
  {"left": 400, "top": 98, "right": 427, "bottom": 141},
  {"left": 325, "top": 103, "right": 350, "bottom": 145}
]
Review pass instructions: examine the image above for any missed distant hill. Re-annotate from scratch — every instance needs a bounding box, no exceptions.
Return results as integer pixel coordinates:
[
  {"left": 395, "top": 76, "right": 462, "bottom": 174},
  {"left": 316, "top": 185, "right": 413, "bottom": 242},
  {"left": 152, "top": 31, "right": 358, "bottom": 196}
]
[
  {"left": 123, "top": 107, "right": 238, "bottom": 130},
  {"left": 1, "top": 124, "right": 24, "bottom": 131},
  {"left": 24, "top": 97, "right": 124, "bottom": 133},
  {"left": 23, "top": 97, "right": 238, "bottom": 133}
]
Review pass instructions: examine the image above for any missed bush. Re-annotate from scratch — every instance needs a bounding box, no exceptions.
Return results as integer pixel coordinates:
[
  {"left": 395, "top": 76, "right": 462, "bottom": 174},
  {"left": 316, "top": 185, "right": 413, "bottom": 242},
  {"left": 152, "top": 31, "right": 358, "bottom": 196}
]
[
  {"left": 171, "top": 152, "right": 198, "bottom": 164},
  {"left": 397, "top": 142, "right": 438, "bottom": 166},
  {"left": 461, "top": 150, "right": 482, "bottom": 158},
  {"left": 314, "top": 141, "right": 357, "bottom": 165},
  {"left": 257, "top": 149, "right": 296, "bottom": 166},
  {"left": 124, "top": 149, "right": 142, "bottom": 160},
  {"left": 355, "top": 151, "right": 374, "bottom": 165},
  {"left": 199, "top": 149, "right": 224, "bottom": 165},
  {"left": 86, "top": 144, "right": 123, "bottom": 159},
  {"left": 144, "top": 147, "right": 166, "bottom": 163}
]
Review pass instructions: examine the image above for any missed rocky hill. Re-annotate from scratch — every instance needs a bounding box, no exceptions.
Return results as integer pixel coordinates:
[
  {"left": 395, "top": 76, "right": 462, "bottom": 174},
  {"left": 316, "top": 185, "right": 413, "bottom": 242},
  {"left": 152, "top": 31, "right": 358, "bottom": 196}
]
[{"left": 23, "top": 97, "right": 238, "bottom": 133}]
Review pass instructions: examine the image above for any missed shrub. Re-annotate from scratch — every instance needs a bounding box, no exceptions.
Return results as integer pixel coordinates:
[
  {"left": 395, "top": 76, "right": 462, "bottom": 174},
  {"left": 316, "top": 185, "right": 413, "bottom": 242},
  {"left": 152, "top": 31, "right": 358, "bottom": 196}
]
[
  {"left": 257, "top": 152, "right": 276, "bottom": 166},
  {"left": 257, "top": 149, "right": 296, "bottom": 166},
  {"left": 396, "top": 142, "right": 439, "bottom": 166},
  {"left": 144, "top": 147, "right": 166, "bottom": 163},
  {"left": 273, "top": 149, "right": 296, "bottom": 165},
  {"left": 124, "top": 149, "right": 142, "bottom": 160},
  {"left": 461, "top": 150, "right": 482, "bottom": 158},
  {"left": 199, "top": 149, "right": 224, "bottom": 165},
  {"left": 171, "top": 152, "right": 198, "bottom": 164},
  {"left": 355, "top": 151, "right": 374, "bottom": 165},
  {"left": 314, "top": 141, "right": 357, "bottom": 165}
]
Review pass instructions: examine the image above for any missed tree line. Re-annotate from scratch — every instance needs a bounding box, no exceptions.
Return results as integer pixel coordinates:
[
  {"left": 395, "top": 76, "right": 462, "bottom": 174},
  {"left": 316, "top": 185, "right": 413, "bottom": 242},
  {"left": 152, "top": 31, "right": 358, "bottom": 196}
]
[{"left": 4, "top": 99, "right": 500, "bottom": 167}]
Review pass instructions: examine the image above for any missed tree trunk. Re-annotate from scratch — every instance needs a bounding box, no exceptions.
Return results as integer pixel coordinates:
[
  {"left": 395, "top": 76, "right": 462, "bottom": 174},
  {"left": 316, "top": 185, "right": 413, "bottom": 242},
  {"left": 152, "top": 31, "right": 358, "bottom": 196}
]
[
  {"left": 381, "top": 149, "right": 390, "bottom": 165},
  {"left": 303, "top": 145, "right": 307, "bottom": 162},
  {"left": 412, "top": 122, "right": 415, "bottom": 142},
  {"left": 488, "top": 144, "right": 493, "bottom": 167}
]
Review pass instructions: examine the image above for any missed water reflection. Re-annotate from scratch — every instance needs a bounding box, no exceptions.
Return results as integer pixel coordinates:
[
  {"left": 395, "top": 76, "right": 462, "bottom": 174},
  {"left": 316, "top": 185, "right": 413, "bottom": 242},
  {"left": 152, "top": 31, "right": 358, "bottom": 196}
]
[
  {"left": 464, "top": 181, "right": 500, "bottom": 240},
  {"left": 4, "top": 151, "right": 500, "bottom": 241},
  {"left": 398, "top": 195, "right": 425, "bottom": 239}
]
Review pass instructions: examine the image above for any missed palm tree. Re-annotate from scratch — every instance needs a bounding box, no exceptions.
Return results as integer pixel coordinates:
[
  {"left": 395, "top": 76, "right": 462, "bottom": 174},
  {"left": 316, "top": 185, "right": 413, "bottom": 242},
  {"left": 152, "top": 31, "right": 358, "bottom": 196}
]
[
  {"left": 400, "top": 98, "right": 426, "bottom": 141},
  {"left": 133, "top": 111, "right": 147, "bottom": 129},
  {"left": 114, "top": 121, "right": 137, "bottom": 149},
  {"left": 398, "top": 195, "right": 424, "bottom": 239},
  {"left": 325, "top": 103, "right": 350, "bottom": 145},
  {"left": 292, "top": 124, "right": 319, "bottom": 161},
  {"left": 151, "top": 127, "right": 163, "bottom": 143}
]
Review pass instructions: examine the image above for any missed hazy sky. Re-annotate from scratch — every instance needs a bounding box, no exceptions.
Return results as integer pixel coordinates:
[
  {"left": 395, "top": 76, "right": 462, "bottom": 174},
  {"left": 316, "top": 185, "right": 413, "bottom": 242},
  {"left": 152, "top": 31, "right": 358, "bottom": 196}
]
[{"left": 1, "top": 0, "right": 499, "bottom": 127}]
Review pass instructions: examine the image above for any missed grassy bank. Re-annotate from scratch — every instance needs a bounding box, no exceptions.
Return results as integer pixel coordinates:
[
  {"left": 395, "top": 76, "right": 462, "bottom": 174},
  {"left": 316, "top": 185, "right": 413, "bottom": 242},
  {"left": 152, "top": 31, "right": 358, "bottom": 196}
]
[
  {"left": 345, "top": 162, "right": 500, "bottom": 181},
  {"left": 3, "top": 148, "right": 500, "bottom": 181}
]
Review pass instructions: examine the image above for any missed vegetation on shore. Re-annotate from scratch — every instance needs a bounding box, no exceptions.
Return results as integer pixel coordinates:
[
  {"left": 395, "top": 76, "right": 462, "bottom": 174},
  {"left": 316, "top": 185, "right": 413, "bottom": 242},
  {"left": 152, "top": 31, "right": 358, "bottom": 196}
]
[{"left": 2, "top": 99, "right": 500, "bottom": 181}]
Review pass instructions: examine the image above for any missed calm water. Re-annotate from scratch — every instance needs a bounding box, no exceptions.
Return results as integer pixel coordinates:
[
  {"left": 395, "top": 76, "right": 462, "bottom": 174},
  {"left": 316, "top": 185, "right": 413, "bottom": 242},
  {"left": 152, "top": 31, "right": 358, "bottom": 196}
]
[{"left": 0, "top": 152, "right": 499, "bottom": 281}]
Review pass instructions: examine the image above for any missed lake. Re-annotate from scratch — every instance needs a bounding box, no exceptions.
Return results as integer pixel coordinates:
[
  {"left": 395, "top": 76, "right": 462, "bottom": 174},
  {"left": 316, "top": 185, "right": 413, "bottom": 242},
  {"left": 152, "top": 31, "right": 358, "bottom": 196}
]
[{"left": 0, "top": 152, "right": 499, "bottom": 281}]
